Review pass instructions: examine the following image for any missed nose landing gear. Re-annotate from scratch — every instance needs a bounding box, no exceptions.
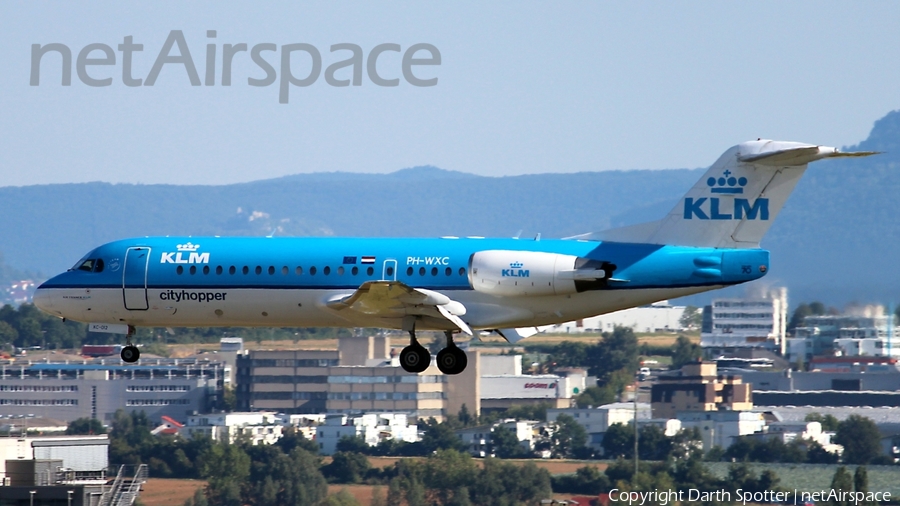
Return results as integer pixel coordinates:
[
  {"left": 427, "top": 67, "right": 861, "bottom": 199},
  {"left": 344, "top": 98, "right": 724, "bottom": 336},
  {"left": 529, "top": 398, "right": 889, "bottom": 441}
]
[{"left": 120, "top": 325, "right": 140, "bottom": 363}]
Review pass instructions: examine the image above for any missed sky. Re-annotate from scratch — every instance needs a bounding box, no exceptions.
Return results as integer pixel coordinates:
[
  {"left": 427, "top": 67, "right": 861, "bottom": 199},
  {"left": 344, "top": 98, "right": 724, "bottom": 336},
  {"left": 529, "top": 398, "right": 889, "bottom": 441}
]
[{"left": 2, "top": 2, "right": 900, "bottom": 186}]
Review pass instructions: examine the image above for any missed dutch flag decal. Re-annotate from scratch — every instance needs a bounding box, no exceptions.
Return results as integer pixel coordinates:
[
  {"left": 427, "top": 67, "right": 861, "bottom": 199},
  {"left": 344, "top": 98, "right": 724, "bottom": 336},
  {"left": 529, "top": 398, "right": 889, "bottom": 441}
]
[{"left": 361, "top": 256, "right": 376, "bottom": 264}]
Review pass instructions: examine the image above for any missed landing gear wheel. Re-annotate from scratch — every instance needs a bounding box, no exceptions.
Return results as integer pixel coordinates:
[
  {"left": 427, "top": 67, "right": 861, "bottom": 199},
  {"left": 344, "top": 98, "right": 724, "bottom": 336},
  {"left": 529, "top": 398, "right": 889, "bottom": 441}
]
[
  {"left": 121, "top": 345, "right": 140, "bottom": 363},
  {"left": 437, "top": 330, "right": 468, "bottom": 375},
  {"left": 400, "top": 330, "right": 431, "bottom": 373},
  {"left": 437, "top": 346, "right": 467, "bottom": 375},
  {"left": 400, "top": 344, "right": 430, "bottom": 373}
]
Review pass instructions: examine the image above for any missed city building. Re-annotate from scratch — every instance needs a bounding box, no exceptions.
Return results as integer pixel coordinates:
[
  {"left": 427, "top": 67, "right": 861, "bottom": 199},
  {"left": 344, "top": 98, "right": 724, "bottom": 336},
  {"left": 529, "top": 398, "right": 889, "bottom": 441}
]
[
  {"left": 794, "top": 311, "right": 900, "bottom": 359},
  {"left": 180, "top": 412, "right": 283, "bottom": 445},
  {"left": 315, "top": 413, "right": 418, "bottom": 455},
  {"left": 0, "top": 357, "right": 227, "bottom": 423},
  {"left": 456, "top": 419, "right": 538, "bottom": 457},
  {"left": 547, "top": 403, "right": 651, "bottom": 451},
  {"left": 651, "top": 362, "right": 752, "bottom": 419},
  {"left": 235, "top": 336, "right": 479, "bottom": 421},
  {"left": 700, "top": 289, "right": 788, "bottom": 353},
  {"left": 479, "top": 355, "right": 583, "bottom": 412},
  {"left": 548, "top": 301, "right": 685, "bottom": 334},
  {"left": 742, "top": 420, "right": 838, "bottom": 450},
  {"left": 676, "top": 411, "right": 766, "bottom": 451}
]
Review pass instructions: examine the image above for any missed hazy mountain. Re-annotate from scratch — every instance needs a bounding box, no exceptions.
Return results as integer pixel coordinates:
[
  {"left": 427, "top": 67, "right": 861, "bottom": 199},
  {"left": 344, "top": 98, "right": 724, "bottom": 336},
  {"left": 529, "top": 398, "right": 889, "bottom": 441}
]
[{"left": 5, "top": 110, "right": 900, "bottom": 306}]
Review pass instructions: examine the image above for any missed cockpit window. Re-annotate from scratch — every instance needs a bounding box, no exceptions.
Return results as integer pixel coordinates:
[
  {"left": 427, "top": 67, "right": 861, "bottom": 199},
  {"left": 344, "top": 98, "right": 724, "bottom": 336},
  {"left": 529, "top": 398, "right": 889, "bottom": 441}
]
[{"left": 73, "top": 258, "right": 104, "bottom": 273}]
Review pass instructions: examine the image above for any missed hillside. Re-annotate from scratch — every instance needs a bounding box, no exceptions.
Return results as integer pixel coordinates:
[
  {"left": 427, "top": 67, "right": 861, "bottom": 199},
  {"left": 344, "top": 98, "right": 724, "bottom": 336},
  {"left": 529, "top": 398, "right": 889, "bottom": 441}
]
[{"left": 5, "top": 110, "right": 900, "bottom": 306}]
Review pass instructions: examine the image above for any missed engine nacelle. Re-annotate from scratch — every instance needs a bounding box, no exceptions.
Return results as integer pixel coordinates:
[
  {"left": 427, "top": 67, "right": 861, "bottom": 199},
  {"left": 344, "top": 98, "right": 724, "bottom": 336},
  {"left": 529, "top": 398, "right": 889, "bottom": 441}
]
[{"left": 468, "top": 250, "right": 580, "bottom": 297}]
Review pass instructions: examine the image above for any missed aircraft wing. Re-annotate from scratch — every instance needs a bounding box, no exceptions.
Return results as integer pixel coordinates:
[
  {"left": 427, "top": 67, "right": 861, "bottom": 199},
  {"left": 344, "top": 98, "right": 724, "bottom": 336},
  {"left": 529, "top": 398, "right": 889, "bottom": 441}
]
[{"left": 326, "top": 280, "right": 472, "bottom": 335}]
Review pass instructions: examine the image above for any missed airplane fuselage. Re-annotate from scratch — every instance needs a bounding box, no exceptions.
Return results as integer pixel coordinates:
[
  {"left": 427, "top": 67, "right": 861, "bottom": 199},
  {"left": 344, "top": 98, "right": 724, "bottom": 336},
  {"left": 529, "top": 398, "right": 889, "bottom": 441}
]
[{"left": 35, "top": 236, "right": 768, "bottom": 331}]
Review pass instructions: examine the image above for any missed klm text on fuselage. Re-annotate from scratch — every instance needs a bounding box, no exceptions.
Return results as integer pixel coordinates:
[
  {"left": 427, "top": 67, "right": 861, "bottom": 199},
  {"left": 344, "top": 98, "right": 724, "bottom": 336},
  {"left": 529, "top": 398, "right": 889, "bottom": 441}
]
[{"left": 683, "top": 198, "right": 769, "bottom": 220}]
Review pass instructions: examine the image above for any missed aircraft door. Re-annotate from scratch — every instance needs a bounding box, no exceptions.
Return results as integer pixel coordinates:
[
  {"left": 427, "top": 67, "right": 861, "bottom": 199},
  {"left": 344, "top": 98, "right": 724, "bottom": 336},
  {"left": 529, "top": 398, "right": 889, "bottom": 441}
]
[
  {"left": 123, "top": 247, "right": 150, "bottom": 310},
  {"left": 381, "top": 259, "right": 397, "bottom": 281}
]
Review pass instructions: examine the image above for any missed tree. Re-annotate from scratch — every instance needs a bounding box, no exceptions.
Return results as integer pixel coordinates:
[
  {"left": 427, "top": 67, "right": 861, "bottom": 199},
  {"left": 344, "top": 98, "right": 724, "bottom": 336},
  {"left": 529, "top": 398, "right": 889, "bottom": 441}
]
[
  {"left": 589, "top": 326, "right": 639, "bottom": 384},
  {"left": 829, "top": 466, "right": 854, "bottom": 506},
  {"left": 679, "top": 306, "right": 702, "bottom": 329},
  {"left": 806, "top": 412, "right": 840, "bottom": 431},
  {"left": 323, "top": 451, "right": 371, "bottom": 484},
  {"left": 854, "top": 466, "right": 868, "bottom": 495},
  {"left": 551, "top": 414, "right": 588, "bottom": 458},
  {"left": 835, "top": 415, "right": 882, "bottom": 464},
  {"left": 457, "top": 404, "right": 473, "bottom": 427},
  {"left": 419, "top": 418, "right": 469, "bottom": 454},
  {"left": 336, "top": 435, "right": 370, "bottom": 454},
  {"left": 490, "top": 425, "right": 527, "bottom": 459},
  {"left": 66, "top": 417, "right": 106, "bottom": 435},
  {"left": 601, "top": 423, "right": 633, "bottom": 459},
  {"left": 671, "top": 335, "right": 702, "bottom": 370},
  {"left": 575, "top": 385, "right": 615, "bottom": 408}
]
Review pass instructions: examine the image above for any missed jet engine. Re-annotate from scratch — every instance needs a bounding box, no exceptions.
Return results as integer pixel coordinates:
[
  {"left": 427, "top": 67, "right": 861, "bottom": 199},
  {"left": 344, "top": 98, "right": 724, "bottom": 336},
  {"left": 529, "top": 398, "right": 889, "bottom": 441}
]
[{"left": 468, "top": 250, "right": 616, "bottom": 297}]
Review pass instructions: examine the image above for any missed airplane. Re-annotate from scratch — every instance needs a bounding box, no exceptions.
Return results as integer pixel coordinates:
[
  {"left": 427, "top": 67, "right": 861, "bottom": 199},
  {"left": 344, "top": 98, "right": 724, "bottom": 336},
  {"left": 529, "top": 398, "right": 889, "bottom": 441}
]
[{"left": 33, "top": 140, "right": 875, "bottom": 374}]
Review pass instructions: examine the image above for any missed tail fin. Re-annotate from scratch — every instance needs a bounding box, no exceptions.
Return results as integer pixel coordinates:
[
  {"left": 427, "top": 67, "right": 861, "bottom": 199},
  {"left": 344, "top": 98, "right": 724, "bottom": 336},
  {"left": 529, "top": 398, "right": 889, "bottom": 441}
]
[{"left": 582, "top": 140, "right": 877, "bottom": 248}]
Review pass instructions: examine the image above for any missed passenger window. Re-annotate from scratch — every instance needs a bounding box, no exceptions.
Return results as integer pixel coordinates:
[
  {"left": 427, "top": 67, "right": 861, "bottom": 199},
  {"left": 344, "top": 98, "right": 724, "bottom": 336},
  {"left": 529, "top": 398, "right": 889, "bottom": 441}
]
[
  {"left": 268, "top": 266, "right": 275, "bottom": 275},
  {"left": 255, "top": 266, "right": 262, "bottom": 275},
  {"left": 242, "top": 266, "right": 249, "bottom": 275},
  {"left": 310, "top": 266, "right": 317, "bottom": 275},
  {"left": 190, "top": 266, "right": 197, "bottom": 275},
  {"left": 458, "top": 267, "right": 466, "bottom": 276},
  {"left": 431, "top": 267, "right": 438, "bottom": 276},
  {"left": 406, "top": 267, "right": 413, "bottom": 276},
  {"left": 419, "top": 267, "right": 426, "bottom": 276},
  {"left": 78, "top": 259, "right": 94, "bottom": 272},
  {"left": 366, "top": 267, "right": 374, "bottom": 276},
  {"left": 229, "top": 266, "right": 236, "bottom": 275},
  {"left": 386, "top": 267, "right": 394, "bottom": 276},
  {"left": 324, "top": 266, "right": 331, "bottom": 275},
  {"left": 445, "top": 267, "right": 451, "bottom": 276},
  {"left": 351, "top": 266, "right": 358, "bottom": 276},
  {"left": 177, "top": 266, "right": 184, "bottom": 275},
  {"left": 337, "top": 266, "right": 345, "bottom": 275},
  {"left": 216, "top": 266, "right": 223, "bottom": 275},
  {"left": 203, "top": 265, "right": 210, "bottom": 275},
  {"left": 282, "top": 266, "right": 288, "bottom": 275},
  {"left": 94, "top": 259, "right": 105, "bottom": 273},
  {"left": 295, "top": 266, "right": 303, "bottom": 275}
]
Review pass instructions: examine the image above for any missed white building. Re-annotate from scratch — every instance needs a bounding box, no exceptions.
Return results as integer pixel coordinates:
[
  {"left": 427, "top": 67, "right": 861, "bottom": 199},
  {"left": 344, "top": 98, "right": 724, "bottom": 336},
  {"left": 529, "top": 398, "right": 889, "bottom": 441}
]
[
  {"left": 701, "top": 289, "right": 788, "bottom": 353},
  {"left": 0, "top": 435, "right": 109, "bottom": 483},
  {"left": 315, "top": 413, "right": 418, "bottom": 455},
  {"left": 456, "top": 419, "right": 537, "bottom": 457},
  {"left": 181, "top": 412, "right": 283, "bottom": 445},
  {"left": 549, "top": 301, "right": 685, "bottom": 334},
  {"left": 479, "top": 355, "right": 584, "bottom": 411},
  {"left": 796, "top": 310, "right": 900, "bottom": 358},
  {"left": 749, "top": 421, "right": 839, "bottom": 453},
  {"left": 676, "top": 411, "right": 766, "bottom": 451},
  {"left": 547, "top": 403, "right": 652, "bottom": 450}
]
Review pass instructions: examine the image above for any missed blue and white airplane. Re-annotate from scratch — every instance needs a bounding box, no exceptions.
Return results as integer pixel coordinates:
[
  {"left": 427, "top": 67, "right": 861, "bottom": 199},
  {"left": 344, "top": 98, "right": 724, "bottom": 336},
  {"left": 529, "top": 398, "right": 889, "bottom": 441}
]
[{"left": 33, "top": 140, "right": 874, "bottom": 374}]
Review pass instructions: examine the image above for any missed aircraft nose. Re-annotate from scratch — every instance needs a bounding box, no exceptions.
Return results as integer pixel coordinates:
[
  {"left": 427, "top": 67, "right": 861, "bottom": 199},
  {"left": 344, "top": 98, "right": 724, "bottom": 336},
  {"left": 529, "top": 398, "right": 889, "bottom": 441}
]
[{"left": 33, "top": 286, "right": 55, "bottom": 312}]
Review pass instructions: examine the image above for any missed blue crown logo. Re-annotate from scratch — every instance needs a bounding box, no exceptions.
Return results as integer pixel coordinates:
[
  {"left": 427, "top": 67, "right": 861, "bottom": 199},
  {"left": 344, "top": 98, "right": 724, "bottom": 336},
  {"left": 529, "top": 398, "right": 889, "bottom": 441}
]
[
  {"left": 706, "top": 170, "right": 747, "bottom": 194},
  {"left": 509, "top": 261, "right": 523, "bottom": 269}
]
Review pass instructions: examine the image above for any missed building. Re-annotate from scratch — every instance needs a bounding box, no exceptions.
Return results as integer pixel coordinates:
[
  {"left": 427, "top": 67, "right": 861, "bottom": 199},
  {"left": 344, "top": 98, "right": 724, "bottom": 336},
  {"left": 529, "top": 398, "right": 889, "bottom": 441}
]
[
  {"left": 235, "top": 336, "right": 479, "bottom": 421},
  {"left": 795, "top": 311, "right": 899, "bottom": 359},
  {"left": 547, "top": 403, "right": 651, "bottom": 451},
  {"left": 743, "top": 420, "right": 837, "bottom": 449},
  {"left": 316, "top": 413, "right": 418, "bottom": 455},
  {"left": 180, "top": 412, "right": 283, "bottom": 445},
  {"left": 701, "top": 289, "right": 788, "bottom": 353},
  {"left": 676, "top": 411, "right": 766, "bottom": 450},
  {"left": 549, "top": 301, "right": 685, "bottom": 334},
  {"left": 479, "top": 355, "right": 583, "bottom": 412},
  {"left": 456, "top": 419, "right": 537, "bottom": 457},
  {"left": 0, "top": 357, "right": 227, "bottom": 423},
  {"left": 651, "top": 362, "right": 752, "bottom": 419},
  {"left": 0, "top": 435, "right": 109, "bottom": 483}
]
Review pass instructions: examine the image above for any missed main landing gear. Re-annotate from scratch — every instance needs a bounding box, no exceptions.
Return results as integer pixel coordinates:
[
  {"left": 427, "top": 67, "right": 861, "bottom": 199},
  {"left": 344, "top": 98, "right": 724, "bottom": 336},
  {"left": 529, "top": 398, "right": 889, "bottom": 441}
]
[
  {"left": 399, "top": 330, "right": 467, "bottom": 375},
  {"left": 120, "top": 325, "right": 140, "bottom": 363}
]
